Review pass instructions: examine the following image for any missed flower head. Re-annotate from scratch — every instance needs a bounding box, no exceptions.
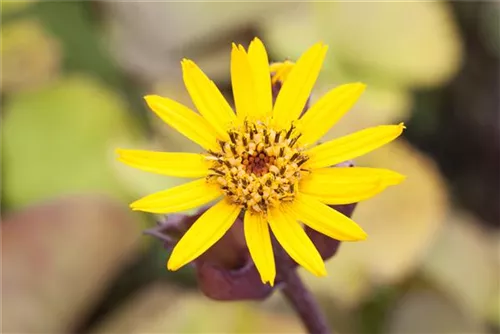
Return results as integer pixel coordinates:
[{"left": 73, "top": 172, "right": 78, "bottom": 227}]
[{"left": 117, "top": 38, "right": 405, "bottom": 286}]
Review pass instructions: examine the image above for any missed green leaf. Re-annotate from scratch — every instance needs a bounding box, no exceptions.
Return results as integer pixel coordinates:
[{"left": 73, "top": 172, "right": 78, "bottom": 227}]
[
  {"left": 315, "top": 2, "right": 463, "bottom": 88},
  {"left": 0, "top": 19, "right": 61, "bottom": 93},
  {"left": 2, "top": 75, "right": 140, "bottom": 210}
]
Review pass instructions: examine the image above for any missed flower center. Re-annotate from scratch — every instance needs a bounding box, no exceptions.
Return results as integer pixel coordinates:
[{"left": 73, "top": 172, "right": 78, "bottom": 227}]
[{"left": 207, "top": 120, "right": 308, "bottom": 214}]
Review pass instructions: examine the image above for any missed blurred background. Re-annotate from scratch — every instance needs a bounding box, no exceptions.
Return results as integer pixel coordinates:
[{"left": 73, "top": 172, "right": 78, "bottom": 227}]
[{"left": 1, "top": 1, "right": 499, "bottom": 333}]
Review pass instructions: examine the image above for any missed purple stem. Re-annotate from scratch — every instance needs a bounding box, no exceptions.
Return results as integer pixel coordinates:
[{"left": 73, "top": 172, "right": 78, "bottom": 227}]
[
  {"left": 274, "top": 245, "right": 331, "bottom": 334},
  {"left": 280, "top": 269, "right": 331, "bottom": 334}
]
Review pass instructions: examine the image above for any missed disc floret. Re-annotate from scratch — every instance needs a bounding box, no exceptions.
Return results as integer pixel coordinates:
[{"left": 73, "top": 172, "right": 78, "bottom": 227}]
[{"left": 207, "top": 120, "right": 308, "bottom": 214}]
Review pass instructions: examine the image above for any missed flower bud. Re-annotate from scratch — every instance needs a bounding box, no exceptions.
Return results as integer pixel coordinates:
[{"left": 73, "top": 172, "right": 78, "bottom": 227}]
[{"left": 144, "top": 207, "right": 274, "bottom": 300}]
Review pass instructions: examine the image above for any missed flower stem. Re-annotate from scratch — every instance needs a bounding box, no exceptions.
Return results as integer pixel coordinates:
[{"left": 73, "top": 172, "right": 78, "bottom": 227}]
[{"left": 280, "top": 268, "right": 331, "bottom": 334}]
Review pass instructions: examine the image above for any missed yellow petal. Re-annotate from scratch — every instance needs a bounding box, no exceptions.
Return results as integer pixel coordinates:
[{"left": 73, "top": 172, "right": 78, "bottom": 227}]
[
  {"left": 231, "top": 44, "right": 255, "bottom": 120},
  {"left": 272, "top": 42, "right": 328, "bottom": 130},
  {"left": 116, "top": 149, "right": 210, "bottom": 178},
  {"left": 244, "top": 211, "right": 276, "bottom": 285},
  {"left": 299, "top": 83, "right": 366, "bottom": 145},
  {"left": 130, "top": 179, "right": 221, "bottom": 214},
  {"left": 167, "top": 199, "right": 241, "bottom": 270},
  {"left": 268, "top": 206, "right": 326, "bottom": 277},
  {"left": 270, "top": 61, "right": 294, "bottom": 84},
  {"left": 181, "top": 59, "right": 236, "bottom": 139},
  {"left": 299, "top": 167, "right": 405, "bottom": 204},
  {"left": 248, "top": 38, "right": 273, "bottom": 119},
  {"left": 288, "top": 193, "right": 367, "bottom": 241},
  {"left": 305, "top": 123, "right": 405, "bottom": 169},
  {"left": 144, "top": 95, "right": 219, "bottom": 151}
]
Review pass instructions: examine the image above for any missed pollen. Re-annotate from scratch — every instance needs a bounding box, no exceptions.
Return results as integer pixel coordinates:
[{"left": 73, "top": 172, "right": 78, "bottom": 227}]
[{"left": 207, "top": 120, "right": 308, "bottom": 214}]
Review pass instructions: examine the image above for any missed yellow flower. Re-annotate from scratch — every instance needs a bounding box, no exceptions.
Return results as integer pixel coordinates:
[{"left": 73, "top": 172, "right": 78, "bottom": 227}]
[{"left": 117, "top": 38, "right": 405, "bottom": 286}]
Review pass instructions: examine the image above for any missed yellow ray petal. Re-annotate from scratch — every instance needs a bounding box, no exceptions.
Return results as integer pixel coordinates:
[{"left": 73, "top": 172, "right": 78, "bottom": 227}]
[
  {"left": 288, "top": 193, "right": 367, "bottom": 241},
  {"left": 299, "top": 167, "right": 405, "bottom": 204},
  {"left": 167, "top": 199, "right": 241, "bottom": 270},
  {"left": 305, "top": 123, "right": 405, "bottom": 169},
  {"left": 299, "top": 83, "right": 366, "bottom": 145},
  {"left": 272, "top": 42, "right": 328, "bottom": 130},
  {"left": 130, "top": 179, "right": 221, "bottom": 214},
  {"left": 181, "top": 59, "right": 236, "bottom": 139},
  {"left": 270, "top": 61, "right": 294, "bottom": 84},
  {"left": 244, "top": 211, "right": 276, "bottom": 285},
  {"left": 116, "top": 149, "right": 210, "bottom": 178},
  {"left": 268, "top": 206, "right": 326, "bottom": 277},
  {"left": 144, "top": 95, "right": 219, "bottom": 152},
  {"left": 248, "top": 37, "right": 273, "bottom": 119},
  {"left": 231, "top": 44, "right": 255, "bottom": 120}
]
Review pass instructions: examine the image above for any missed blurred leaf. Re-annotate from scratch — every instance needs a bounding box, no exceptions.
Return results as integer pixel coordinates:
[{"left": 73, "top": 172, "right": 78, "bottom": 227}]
[
  {"left": 93, "top": 284, "right": 302, "bottom": 334},
  {"left": 304, "top": 139, "right": 448, "bottom": 307},
  {"left": 355, "top": 139, "right": 449, "bottom": 282},
  {"left": 479, "top": 2, "right": 500, "bottom": 57},
  {"left": 28, "top": 1, "right": 150, "bottom": 127},
  {"left": 312, "top": 82, "right": 413, "bottom": 139},
  {"left": 261, "top": 3, "right": 321, "bottom": 62},
  {"left": 31, "top": 1, "right": 122, "bottom": 87},
  {"left": 1, "top": 0, "right": 37, "bottom": 15},
  {"left": 358, "top": 286, "right": 400, "bottom": 334},
  {"left": 385, "top": 288, "right": 484, "bottom": 333},
  {"left": 301, "top": 246, "right": 372, "bottom": 309},
  {"left": 2, "top": 75, "right": 141, "bottom": 210},
  {"left": 103, "top": 2, "right": 281, "bottom": 84},
  {"left": 1, "top": 19, "right": 61, "bottom": 93},
  {"left": 91, "top": 283, "right": 180, "bottom": 334},
  {"left": 263, "top": 2, "right": 462, "bottom": 88},
  {"left": 421, "top": 211, "right": 498, "bottom": 322},
  {"left": 262, "top": 5, "right": 414, "bottom": 129},
  {"left": 487, "top": 232, "right": 500, "bottom": 328},
  {"left": 487, "top": 271, "right": 500, "bottom": 329},
  {"left": 315, "top": 2, "right": 463, "bottom": 88},
  {"left": 1, "top": 196, "right": 140, "bottom": 333}
]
